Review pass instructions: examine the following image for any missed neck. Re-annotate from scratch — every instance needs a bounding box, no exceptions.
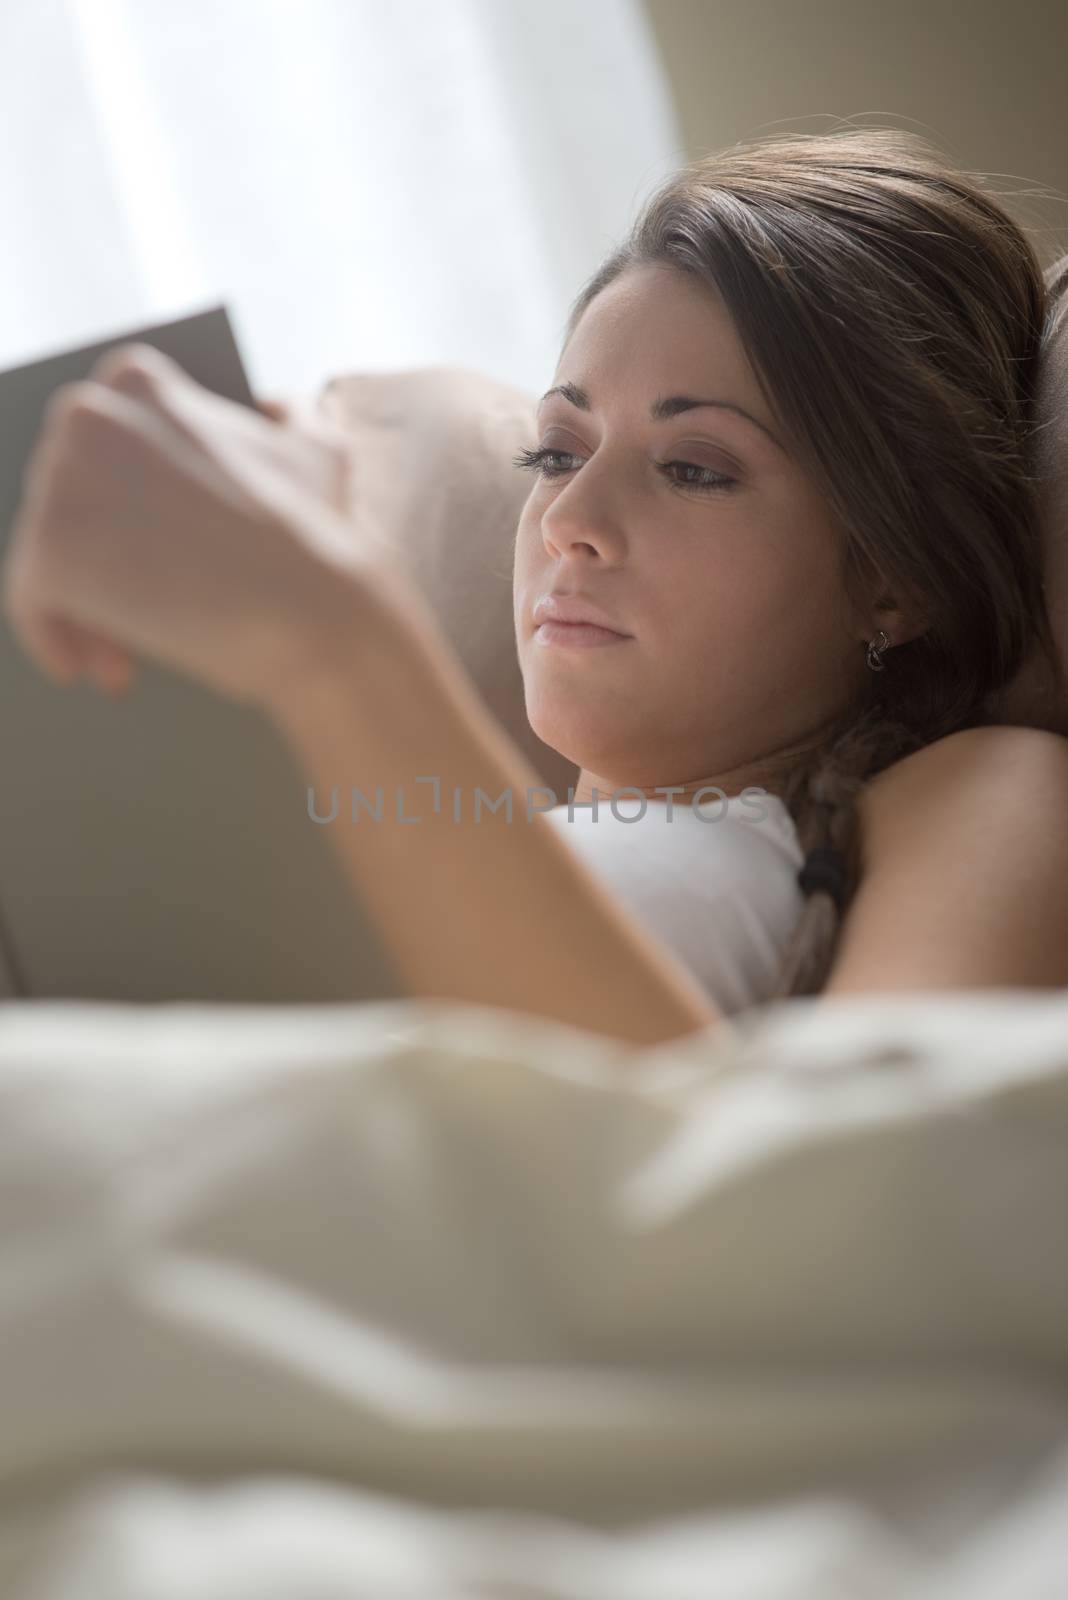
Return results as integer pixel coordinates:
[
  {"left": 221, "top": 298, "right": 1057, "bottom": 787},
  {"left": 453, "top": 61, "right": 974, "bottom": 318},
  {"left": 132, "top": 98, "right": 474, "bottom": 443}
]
[{"left": 572, "top": 723, "right": 844, "bottom": 806}]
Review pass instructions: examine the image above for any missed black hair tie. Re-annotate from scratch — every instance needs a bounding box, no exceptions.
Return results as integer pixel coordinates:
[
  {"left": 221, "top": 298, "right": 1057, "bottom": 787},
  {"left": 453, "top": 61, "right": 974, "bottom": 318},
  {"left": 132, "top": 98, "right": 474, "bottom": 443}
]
[{"left": 797, "top": 845, "right": 848, "bottom": 913}]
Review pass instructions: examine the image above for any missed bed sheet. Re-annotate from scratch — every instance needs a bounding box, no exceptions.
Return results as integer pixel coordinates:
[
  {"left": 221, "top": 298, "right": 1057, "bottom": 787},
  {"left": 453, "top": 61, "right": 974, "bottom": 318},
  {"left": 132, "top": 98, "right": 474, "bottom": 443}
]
[{"left": 0, "top": 989, "right": 1066, "bottom": 1597}]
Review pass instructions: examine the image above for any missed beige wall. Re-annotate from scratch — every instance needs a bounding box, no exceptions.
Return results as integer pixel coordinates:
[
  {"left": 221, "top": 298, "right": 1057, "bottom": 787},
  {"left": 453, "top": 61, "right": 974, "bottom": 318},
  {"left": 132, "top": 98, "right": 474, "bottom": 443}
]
[{"left": 642, "top": 0, "right": 1068, "bottom": 268}]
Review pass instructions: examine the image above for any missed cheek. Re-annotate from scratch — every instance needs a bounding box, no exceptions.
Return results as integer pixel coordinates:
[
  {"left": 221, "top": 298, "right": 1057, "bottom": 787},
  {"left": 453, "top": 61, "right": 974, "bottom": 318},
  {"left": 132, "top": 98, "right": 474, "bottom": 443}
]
[
  {"left": 511, "top": 515, "right": 532, "bottom": 585},
  {"left": 512, "top": 510, "right": 540, "bottom": 585},
  {"left": 646, "top": 542, "right": 792, "bottom": 645},
  {"left": 649, "top": 536, "right": 845, "bottom": 691}
]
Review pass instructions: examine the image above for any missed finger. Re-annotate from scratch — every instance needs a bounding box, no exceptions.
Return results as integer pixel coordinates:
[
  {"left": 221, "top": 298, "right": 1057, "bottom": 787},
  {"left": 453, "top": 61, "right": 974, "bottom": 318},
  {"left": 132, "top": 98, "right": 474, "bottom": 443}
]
[
  {"left": 103, "top": 650, "right": 137, "bottom": 697},
  {"left": 11, "top": 610, "right": 137, "bottom": 697},
  {"left": 83, "top": 634, "right": 138, "bottom": 698},
  {"left": 86, "top": 345, "right": 210, "bottom": 449},
  {"left": 9, "top": 609, "right": 88, "bottom": 686},
  {"left": 256, "top": 397, "right": 291, "bottom": 424},
  {"left": 89, "top": 341, "right": 190, "bottom": 397},
  {"left": 59, "top": 622, "right": 138, "bottom": 698}
]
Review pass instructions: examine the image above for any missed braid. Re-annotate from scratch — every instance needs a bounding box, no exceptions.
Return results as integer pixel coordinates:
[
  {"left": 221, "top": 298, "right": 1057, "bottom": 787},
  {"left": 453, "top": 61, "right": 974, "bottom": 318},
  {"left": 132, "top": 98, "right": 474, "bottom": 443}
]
[{"left": 769, "top": 705, "right": 927, "bottom": 999}]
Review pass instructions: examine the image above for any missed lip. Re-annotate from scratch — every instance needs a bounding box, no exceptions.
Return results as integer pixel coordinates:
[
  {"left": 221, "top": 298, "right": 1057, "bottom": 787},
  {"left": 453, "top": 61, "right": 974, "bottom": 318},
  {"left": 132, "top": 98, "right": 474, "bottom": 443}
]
[
  {"left": 534, "top": 620, "right": 631, "bottom": 649},
  {"left": 532, "top": 594, "right": 631, "bottom": 635}
]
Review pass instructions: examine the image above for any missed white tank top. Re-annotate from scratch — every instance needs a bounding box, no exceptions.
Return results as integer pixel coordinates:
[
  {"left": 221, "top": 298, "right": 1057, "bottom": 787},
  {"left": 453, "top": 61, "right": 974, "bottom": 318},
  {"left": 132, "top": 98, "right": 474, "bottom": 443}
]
[{"left": 542, "top": 790, "right": 806, "bottom": 1018}]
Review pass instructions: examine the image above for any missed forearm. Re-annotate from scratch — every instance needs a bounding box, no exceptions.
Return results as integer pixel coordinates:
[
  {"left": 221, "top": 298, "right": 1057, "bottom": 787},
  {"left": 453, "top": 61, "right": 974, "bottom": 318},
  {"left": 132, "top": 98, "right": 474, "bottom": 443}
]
[{"left": 267, "top": 563, "right": 724, "bottom": 1050}]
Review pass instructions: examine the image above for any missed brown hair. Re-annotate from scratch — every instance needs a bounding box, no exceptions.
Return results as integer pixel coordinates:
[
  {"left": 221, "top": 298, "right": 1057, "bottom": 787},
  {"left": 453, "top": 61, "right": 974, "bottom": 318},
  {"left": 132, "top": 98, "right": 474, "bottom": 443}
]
[{"left": 555, "top": 125, "right": 1062, "bottom": 998}]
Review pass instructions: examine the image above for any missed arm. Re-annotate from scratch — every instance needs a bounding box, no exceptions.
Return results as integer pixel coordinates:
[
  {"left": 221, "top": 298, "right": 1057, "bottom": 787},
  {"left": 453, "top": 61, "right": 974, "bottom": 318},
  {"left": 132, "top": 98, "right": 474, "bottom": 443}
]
[
  {"left": 267, "top": 563, "right": 725, "bottom": 1050},
  {"left": 0, "top": 344, "right": 718, "bottom": 1047},
  {"left": 823, "top": 724, "right": 1068, "bottom": 997}
]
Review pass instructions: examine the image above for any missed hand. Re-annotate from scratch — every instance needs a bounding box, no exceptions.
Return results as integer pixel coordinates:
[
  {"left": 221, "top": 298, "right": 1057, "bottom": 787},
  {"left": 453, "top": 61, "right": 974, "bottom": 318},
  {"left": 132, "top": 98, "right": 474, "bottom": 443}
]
[
  {"left": 254, "top": 393, "right": 356, "bottom": 519},
  {"left": 1, "top": 344, "right": 366, "bottom": 710}
]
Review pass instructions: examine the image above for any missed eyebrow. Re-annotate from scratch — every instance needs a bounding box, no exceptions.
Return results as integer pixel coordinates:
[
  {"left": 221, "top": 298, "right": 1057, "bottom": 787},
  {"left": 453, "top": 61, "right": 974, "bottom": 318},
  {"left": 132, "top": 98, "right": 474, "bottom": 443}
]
[{"left": 536, "top": 381, "right": 786, "bottom": 454}]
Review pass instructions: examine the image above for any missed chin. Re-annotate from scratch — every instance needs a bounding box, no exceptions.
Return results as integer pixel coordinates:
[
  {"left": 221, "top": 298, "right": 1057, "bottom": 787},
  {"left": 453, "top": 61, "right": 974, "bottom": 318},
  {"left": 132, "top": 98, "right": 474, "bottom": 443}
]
[
  {"left": 524, "top": 696, "right": 588, "bottom": 765},
  {"left": 526, "top": 698, "right": 631, "bottom": 776}
]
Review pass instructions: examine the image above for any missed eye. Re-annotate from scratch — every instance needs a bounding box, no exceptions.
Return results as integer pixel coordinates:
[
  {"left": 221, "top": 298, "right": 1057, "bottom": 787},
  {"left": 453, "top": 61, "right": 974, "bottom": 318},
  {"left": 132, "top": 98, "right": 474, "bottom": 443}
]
[{"left": 511, "top": 445, "right": 737, "bottom": 495}]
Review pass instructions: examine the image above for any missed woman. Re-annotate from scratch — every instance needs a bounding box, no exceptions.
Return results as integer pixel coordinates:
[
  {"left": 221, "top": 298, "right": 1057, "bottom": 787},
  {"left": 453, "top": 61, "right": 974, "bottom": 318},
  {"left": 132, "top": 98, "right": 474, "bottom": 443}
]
[{"left": 4, "top": 127, "right": 1068, "bottom": 1048}]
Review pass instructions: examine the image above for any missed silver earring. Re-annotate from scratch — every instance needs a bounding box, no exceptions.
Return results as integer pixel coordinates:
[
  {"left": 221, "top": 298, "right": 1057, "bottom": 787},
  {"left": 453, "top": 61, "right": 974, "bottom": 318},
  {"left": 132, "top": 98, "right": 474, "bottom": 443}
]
[{"left": 866, "top": 628, "right": 891, "bottom": 672}]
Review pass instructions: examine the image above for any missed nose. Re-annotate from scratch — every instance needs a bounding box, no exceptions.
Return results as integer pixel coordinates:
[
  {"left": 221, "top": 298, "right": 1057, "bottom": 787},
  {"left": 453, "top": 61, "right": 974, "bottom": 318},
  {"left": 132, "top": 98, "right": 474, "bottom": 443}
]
[{"left": 539, "top": 468, "right": 627, "bottom": 565}]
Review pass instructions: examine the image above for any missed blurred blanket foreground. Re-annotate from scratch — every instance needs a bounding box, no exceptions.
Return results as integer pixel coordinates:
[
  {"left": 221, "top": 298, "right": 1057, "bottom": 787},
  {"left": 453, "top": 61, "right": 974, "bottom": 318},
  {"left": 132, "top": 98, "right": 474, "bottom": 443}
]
[{"left": 0, "top": 989, "right": 1066, "bottom": 1597}]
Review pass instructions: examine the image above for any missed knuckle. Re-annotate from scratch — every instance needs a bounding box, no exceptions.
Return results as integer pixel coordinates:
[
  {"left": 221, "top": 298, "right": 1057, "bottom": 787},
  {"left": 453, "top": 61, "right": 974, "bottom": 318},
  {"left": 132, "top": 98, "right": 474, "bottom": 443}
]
[
  {"left": 54, "top": 389, "right": 119, "bottom": 452},
  {"left": 34, "top": 386, "right": 117, "bottom": 476},
  {"left": 43, "top": 379, "right": 97, "bottom": 428},
  {"left": 89, "top": 342, "right": 160, "bottom": 395}
]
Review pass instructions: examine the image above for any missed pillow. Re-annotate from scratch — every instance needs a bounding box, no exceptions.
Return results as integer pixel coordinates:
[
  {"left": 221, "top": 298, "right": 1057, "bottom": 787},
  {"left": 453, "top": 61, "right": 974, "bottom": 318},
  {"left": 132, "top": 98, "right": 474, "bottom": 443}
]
[
  {"left": 314, "top": 366, "right": 579, "bottom": 802},
  {"left": 987, "top": 249, "right": 1068, "bottom": 733}
]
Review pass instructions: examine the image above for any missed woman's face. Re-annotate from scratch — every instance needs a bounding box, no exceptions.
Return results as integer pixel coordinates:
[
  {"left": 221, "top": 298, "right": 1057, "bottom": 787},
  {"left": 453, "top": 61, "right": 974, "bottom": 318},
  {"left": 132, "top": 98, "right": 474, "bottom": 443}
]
[{"left": 512, "top": 262, "right": 877, "bottom": 798}]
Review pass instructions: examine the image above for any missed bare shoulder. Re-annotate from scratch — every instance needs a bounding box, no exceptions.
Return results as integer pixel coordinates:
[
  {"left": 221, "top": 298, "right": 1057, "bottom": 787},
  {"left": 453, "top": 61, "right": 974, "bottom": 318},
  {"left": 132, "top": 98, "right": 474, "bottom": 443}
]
[
  {"left": 860, "top": 722, "right": 1068, "bottom": 851},
  {"left": 823, "top": 724, "right": 1068, "bottom": 997}
]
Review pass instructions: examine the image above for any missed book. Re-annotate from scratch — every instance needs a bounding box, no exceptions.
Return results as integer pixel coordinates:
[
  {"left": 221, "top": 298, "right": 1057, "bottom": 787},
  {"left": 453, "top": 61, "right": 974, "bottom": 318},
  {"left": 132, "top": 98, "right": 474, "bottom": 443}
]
[{"left": 0, "top": 304, "right": 399, "bottom": 1004}]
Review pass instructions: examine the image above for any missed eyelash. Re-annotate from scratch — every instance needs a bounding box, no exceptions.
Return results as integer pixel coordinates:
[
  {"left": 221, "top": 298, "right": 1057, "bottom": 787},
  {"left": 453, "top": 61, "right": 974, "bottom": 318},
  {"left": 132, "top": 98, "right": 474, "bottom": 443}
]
[{"left": 511, "top": 445, "right": 737, "bottom": 495}]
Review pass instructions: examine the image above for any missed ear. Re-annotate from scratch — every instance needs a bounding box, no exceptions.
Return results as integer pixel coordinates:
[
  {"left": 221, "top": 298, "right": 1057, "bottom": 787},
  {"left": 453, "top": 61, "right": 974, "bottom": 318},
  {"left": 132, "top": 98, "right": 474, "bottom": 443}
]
[{"left": 853, "top": 588, "right": 930, "bottom": 651}]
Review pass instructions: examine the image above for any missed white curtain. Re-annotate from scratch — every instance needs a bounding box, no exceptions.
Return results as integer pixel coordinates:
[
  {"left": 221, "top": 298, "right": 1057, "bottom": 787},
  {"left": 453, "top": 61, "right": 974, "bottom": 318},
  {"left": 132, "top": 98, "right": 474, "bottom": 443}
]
[{"left": 0, "top": 0, "right": 684, "bottom": 400}]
